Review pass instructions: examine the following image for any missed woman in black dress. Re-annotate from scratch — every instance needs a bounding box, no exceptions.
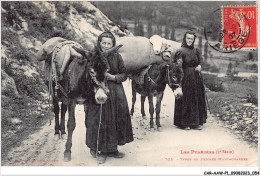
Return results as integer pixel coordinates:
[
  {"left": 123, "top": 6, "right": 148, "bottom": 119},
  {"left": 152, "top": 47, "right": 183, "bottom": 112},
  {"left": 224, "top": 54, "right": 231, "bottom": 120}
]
[
  {"left": 174, "top": 31, "right": 207, "bottom": 130},
  {"left": 85, "top": 32, "right": 134, "bottom": 164}
]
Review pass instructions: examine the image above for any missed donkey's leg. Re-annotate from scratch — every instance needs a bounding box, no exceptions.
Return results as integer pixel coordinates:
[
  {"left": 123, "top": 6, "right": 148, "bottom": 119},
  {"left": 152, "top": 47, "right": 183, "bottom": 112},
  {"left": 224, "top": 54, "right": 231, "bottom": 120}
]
[
  {"left": 60, "top": 102, "right": 67, "bottom": 138},
  {"left": 64, "top": 99, "right": 76, "bottom": 162},
  {"left": 141, "top": 95, "right": 146, "bottom": 119},
  {"left": 156, "top": 91, "right": 164, "bottom": 131},
  {"left": 53, "top": 97, "right": 60, "bottom": 137},
  {"left": 130, "top": 85, "right": 136, "bottom": 117},
  {"left": 148, "top": 94, "right": 154, "bottom": 130}
]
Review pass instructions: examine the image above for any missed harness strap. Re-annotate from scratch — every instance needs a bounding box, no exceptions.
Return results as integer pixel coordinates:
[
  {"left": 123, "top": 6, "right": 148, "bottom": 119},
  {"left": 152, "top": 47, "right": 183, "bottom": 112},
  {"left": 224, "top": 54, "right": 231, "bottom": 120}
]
[
  {"left": 146, "top": 65, "right": 157, "bottom": 86},
  {"left": 56, "top": 82, "right": 68, "bottom": 98}
]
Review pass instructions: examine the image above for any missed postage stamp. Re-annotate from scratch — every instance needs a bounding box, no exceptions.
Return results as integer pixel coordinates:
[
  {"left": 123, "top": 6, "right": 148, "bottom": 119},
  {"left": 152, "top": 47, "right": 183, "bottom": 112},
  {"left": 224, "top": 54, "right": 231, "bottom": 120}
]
[
  {"left": 222, "top": 6, "right": 257, "bottom": 50},
  {"left": 204, "top": 5, "right": 257, "bottom": 53}
]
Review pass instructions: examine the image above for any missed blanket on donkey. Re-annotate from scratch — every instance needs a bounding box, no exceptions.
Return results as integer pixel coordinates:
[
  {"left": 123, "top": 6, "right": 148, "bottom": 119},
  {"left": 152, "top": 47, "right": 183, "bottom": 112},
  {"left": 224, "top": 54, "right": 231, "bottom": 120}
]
[
  {"left": 37, "top": 38, "right": 84, "bottom": 82},
  {"left": 117, "top": 36, "right": 159, "bottom": 74},
  {"left": 117, "top": 36, "right": 181, "bottom": 84},
  {"left": 36, "top": 37, "right": 66, "bottom": 61},
  {"left": 117, "top": 36, "right": 181, "bottom": 73}
]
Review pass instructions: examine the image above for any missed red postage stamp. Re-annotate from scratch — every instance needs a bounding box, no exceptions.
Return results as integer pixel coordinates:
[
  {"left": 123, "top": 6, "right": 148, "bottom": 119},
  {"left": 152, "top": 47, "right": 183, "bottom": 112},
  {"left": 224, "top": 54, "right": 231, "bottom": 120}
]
[{"left": 222, "top": 6, "right": 257, "bottom": 50}]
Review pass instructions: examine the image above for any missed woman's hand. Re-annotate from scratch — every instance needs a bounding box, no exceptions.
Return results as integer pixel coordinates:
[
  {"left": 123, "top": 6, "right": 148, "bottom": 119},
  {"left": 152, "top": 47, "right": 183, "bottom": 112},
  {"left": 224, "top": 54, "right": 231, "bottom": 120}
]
[
  {"left": 195, "top": 65, "right": 201, "bottom": 72},
  {"left": 105, "top": 73, "right": 116, "bottom": 81}
]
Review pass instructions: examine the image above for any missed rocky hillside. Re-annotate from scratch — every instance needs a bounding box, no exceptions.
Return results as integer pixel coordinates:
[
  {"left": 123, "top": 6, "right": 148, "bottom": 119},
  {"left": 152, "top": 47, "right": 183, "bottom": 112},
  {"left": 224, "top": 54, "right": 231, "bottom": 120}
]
[{"left": 1, "top": 1, "right": 132, "bottom": 159}]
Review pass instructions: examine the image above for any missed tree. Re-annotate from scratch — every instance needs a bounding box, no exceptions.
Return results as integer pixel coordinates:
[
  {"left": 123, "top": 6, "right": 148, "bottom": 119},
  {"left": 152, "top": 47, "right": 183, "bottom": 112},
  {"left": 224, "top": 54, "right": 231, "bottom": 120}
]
[
  {"left": 170, "top": 26, "right": 176, "bottom": 41},
  {"left": 204, "top": 41, "right": 208, "bottom": 62},
  {"left": 226, "top": 59, "right": 233, "bottom": 76},
  {"left": 165, "top": 25, "right": 169, "bottom": 39},
  {"left": 134, "top": 18, "right": 138, "bottom": 35},
  {"left": 157, "top": 25, "right": 162, "bottom": 36},
  {"left": 147, "top": 20, "right": 153, "bottom": 38},
  {"left": 248, "top": 52, "right": 254, "bottom": 61},
  {"left": 139, "top": 21, "right": 144, "bottom": 36},
  {"left": 198, "top": 36, "right": 202, "bottom": 53}
]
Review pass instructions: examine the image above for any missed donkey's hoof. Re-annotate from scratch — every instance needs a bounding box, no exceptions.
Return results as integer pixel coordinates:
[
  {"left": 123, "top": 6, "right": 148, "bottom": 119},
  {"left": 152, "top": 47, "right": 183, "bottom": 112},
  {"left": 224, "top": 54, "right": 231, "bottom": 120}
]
[
  {"left": 54, "top": 133, "right": 60, "bottom": 140},
  {"left": 150, "top": 128, "right": 155, "bottom": 132},
  {"left": 142, "top": 115, "right": 147, "bottom": 120},
  {"left": 157, "top": 127, "right": 162, "bottom": 132},
  {"left": 61, "top": 134, "right": 67, "bottom": 140},
  {"left": 64, "top": 151, "right": 71, "bottom": 162}
]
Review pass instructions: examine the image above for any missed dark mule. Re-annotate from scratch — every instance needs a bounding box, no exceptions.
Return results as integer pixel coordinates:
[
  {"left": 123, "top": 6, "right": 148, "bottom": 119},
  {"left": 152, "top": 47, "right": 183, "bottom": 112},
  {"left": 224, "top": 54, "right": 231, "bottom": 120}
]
[
  {"left": 38, "top": 38, "right": 111, "bottom": 162},
  {"left": 130, "top": 61, "right": 183, "bottom": 131},
  {"left": 53, "top": 55, "right": 109, "bottom": 162}
]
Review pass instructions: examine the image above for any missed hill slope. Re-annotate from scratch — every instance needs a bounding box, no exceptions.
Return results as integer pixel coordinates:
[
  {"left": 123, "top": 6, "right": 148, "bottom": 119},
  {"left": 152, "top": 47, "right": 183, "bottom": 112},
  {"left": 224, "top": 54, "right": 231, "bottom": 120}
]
[{"left": 1, "top": 1, "right": 131, "bottom": 160}]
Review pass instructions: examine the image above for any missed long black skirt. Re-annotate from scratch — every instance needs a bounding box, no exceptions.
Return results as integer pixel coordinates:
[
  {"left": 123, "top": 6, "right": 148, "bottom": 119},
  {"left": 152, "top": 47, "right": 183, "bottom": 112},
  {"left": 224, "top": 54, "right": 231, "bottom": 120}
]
[
  {"left": 174, "top": 68, "right": 207, "bottom": 127},
  {"left": 85, "top": 81, "right": 134, "bottom": 153}
]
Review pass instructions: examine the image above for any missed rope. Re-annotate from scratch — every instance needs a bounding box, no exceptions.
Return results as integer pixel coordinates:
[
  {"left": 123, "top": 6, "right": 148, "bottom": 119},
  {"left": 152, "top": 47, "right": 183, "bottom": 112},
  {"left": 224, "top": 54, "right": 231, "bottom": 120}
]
[
  {"left": 46, "top": 52, "right": 57, "bottom": 126},
  {"left": 96, "top": 104, "right": 103, "bottom": 164}
]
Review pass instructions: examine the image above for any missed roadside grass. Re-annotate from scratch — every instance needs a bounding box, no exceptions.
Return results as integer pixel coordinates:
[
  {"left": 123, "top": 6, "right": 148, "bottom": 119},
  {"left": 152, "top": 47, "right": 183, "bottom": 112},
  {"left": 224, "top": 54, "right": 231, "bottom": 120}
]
[
  {"left": 206, "top": 78, "right": 258, "bottom": 148},
  {"left": 1, "top": 95, "right": 51, "bottom": 164}
]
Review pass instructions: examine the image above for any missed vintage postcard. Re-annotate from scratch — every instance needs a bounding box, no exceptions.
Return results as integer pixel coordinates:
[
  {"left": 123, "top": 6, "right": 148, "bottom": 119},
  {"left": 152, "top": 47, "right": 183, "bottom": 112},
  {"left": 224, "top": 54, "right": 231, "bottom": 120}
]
[{"left": 1, "top": 1, "right": 259, "bottom": 175}]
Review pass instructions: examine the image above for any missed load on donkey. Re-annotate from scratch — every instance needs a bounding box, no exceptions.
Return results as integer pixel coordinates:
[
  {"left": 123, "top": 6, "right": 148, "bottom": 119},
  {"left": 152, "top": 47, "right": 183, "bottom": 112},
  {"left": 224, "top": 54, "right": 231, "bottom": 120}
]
[{"left": 117, "top": 35, "right": 183, "bottom": 131}]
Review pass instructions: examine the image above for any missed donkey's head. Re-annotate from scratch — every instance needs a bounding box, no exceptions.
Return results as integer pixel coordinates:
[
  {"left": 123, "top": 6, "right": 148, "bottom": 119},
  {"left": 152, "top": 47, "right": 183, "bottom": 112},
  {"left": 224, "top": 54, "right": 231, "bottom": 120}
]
[
  {"left": 165, "top": 60, "right": 184, "bottom": 99},
  {"left": 87, "top": 50, "right": 110, "bottom": 104},
  {"left": 66, "top": 47, "right": 109, "bottom": 104}
]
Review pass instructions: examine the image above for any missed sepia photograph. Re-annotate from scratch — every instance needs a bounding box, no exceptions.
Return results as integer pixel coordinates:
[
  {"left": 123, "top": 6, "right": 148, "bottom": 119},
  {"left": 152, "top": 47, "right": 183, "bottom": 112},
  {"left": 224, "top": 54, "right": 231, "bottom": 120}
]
[{"left": 1, "top": 1, "right": 258, "bottom": 175}]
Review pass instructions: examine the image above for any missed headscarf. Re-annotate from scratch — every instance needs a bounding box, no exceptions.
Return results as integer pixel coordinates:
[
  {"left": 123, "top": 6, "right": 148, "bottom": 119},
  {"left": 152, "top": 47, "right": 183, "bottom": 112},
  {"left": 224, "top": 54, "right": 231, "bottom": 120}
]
[
  {"left": 181, "top": 31, "right": 197, "bottom": 49},
  {"left": 97, "top": 31, "right": 116, "bottom": 52},
  {"left": 95, "top": 31, "right": 116, "bottom": 71}
]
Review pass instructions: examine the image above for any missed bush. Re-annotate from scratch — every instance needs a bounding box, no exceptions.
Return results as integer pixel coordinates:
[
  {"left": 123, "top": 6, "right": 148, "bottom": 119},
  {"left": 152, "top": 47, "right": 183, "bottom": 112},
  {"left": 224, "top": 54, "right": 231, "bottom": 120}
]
[
  {"left": 247, "top": 92, "right": 258, "bottom": 105},
  {"left": 72, "top": 3, "right": 88, "bottom": 14},
  {"left": 202, "top": 73, "right": 225, "bottom": 92}
]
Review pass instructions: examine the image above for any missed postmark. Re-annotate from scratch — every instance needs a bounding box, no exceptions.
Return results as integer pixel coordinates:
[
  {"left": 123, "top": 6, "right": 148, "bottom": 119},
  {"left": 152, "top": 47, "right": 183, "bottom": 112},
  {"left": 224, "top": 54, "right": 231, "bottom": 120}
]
[{"left": 204, "top": 5, "right": 257, "bottom": 53}]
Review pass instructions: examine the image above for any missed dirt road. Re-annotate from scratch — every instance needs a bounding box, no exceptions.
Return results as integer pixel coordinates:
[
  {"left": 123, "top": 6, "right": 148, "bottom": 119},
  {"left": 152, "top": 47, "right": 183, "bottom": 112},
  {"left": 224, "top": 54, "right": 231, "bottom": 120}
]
[{"left": 3, "top": 82, "right": 258, "bottom": 166}]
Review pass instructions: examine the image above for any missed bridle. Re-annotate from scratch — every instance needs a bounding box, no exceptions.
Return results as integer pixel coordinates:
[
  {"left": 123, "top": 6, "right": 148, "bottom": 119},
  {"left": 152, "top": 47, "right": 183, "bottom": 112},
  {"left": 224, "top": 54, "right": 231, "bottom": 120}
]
[
  {"left": 88, "top": 68, "right": 109, "bottom": 95},
  {"left": 166, "top": 64, "right": 181, "bottom": 89}
]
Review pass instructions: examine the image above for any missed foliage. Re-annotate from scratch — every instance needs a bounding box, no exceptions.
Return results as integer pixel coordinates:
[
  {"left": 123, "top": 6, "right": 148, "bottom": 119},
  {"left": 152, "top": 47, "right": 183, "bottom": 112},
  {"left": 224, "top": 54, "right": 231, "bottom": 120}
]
[
  {"left": 198, "top": 36, "right": 202, "bottom": 53},
  {"left": 204, "top": 41, "right": 208, "bottom": 61},
  {"left": 72, "top": 2, "right": 88, "bottom": 14},
  {"left": 247, "top": 92, "right": 258, "bottom": 105},
  {"left": 202, "top": 73, "right": 225, "bottom": 92},
  {"left": 1, "top": 94, "right": 49, "bottom": 161},
  {"left": 170, "top": 26, "right": 176, "bottom": 41},
  {"left": 164, "top": 25, "right": 169, "bottom": 39},
  {"left": 147, "top": 20, "right": 153, "bottom": 38},
  {"left": 134, "top": 19, "right": 144, "bottom": 36}
]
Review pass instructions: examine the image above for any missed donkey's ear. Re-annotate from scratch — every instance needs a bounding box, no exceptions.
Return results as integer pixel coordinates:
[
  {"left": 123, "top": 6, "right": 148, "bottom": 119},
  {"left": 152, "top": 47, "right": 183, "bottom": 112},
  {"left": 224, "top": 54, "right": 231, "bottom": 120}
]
[
  {"left": 114, "top": 44, "right": 123, "bottom": 52},
  {"left": 72, "top": 46, "right": 89, "bottom": 57},
  {"left": 102, "top": 44, "right": 123, "bottom": 55}
]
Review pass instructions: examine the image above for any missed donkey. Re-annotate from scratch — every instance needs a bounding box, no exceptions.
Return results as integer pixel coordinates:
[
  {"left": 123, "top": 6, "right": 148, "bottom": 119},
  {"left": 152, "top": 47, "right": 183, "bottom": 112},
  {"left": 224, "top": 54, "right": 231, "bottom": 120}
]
[
  {"left": 37, "top": 38, "right": 122, "bottom": 162},
  {"left": 130, "top": 60, "right": 183, "bottom": 131}
]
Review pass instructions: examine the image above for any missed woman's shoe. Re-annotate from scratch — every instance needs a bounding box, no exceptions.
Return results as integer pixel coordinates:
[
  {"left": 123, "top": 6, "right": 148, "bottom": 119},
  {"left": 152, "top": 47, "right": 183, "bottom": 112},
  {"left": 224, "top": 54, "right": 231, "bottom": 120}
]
[
  {"left": 90, "top": 149, "right": 97, "bottom": 158},
  {"left": 191, "top": 125, "right": 202, "bottom": 130},
  {"left": 183, "top": 126, "right": 190, "bottom": 130},
  {"left": 97, "top": 153, "right": 107, "bottom": 164},
  {"left": 108, "top": 151, "right": 125, "bottom": 158}
]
